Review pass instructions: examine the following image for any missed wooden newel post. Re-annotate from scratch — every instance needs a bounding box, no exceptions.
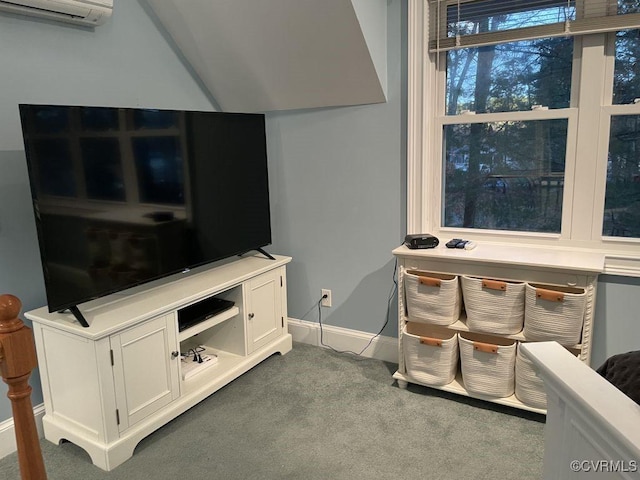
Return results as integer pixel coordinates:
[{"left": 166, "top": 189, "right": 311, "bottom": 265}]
[{"left": 0, "top": 294, "right": 47, "bottom": 480}]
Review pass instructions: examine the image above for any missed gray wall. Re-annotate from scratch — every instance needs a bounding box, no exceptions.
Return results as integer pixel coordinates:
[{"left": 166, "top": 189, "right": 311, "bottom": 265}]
[
  {"left": 593, "top": 275, "right": 640, "bottom": 368},
  {"left": 266, "top": 0, "right": 405, "bottom": 338},
  {"left": 0, "top": 0, "right": 638, "bottom": 429}
]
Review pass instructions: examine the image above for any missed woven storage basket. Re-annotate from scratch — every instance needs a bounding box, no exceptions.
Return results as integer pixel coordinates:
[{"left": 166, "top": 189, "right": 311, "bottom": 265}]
[
  {"left": 461, "top": 276, "right": 525, "bottom": 335},
  {"left": 404, "top": 269, "right": 462, "bottom": 325},
  {"left": 523, "top": 283, "right": 586, "bottom": 345},
  {"left": 403, "top": 323, "right": 459, "bottom": 386},
  {"left": 514, "top": 343, "right": 547, "bottom": 409},
  {"left": 458, "top": 332, "right": 516, "bottom": 398}
]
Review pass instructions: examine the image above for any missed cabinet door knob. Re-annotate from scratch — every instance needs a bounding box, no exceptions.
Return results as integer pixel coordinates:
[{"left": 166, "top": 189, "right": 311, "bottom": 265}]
[
  {"left": 248, "top": 313, "right": 255, "bottom": 319},
  {"left": 171, "top": 351, "right": 179, "bottom": 359}
]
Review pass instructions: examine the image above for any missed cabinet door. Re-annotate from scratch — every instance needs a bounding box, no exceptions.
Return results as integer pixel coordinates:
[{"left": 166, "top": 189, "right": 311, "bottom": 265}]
[
  {"left": 111, "top": 314, "right": 180, "bottom": 432},
  {"left": 246, "top": 269, "right": 284, "bottom": 353}
]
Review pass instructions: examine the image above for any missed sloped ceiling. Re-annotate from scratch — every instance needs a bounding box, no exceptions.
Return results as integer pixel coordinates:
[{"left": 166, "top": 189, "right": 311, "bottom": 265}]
[{"left": 146, "top": 0, "right": 387, "bottom": 112}]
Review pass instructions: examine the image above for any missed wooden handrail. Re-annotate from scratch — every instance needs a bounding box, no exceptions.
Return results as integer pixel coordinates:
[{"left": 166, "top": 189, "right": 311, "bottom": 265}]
[{"left": 0, "top": 294, "right": 47, "bottom": 480}]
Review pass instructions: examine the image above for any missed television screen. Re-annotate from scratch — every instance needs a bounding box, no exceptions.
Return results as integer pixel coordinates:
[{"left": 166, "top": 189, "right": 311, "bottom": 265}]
[{"left": 19, "top": 104, "right": 272, "bottom": 313}]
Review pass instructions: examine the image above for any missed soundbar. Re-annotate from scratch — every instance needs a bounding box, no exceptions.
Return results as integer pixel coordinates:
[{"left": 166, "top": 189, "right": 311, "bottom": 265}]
[{"left": 177, "top": 297, "right": 235, "bottom": 332}]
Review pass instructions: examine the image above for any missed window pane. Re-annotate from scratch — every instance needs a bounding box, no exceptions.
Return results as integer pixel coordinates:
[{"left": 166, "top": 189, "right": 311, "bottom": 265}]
[
  {"left": 443, "top": 119, "right": 567, "bottom": 233},
  {"left": 617, "top": 0, "right": 640, "bottom": 15},
  {"left": 132, "top": 109, "right": 178, "bottom": 130},
  {"left": 31, "top": 139, "right": 76, "bottom": 197},
  {"left": 603, "top": 115, "right": 640, "bottom": 237},
  {"left": 81, "top": 107, "right": 119, "bottom": 131},
  {"left": 132, "top": 137, "right": 184, "bottom": 205},
  {"left": 446, "top": 38, "right": 573, "bottom": 114},
  {"left": 81, "top": 138, "right": 125, "bottom": 201},
  {"left": 30, "top": 106, "right": 69, "bottom": 134},
  {"left": 613, "top": 29, "right": 640, "bottom": 105},
  {"left": 447, "top": 0, "right": 574, "bottom": 38}
]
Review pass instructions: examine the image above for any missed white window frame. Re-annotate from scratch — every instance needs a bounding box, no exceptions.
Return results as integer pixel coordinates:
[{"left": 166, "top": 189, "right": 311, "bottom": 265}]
[{"left": 406, "top": 0, "right": 640, "bottom": 276}]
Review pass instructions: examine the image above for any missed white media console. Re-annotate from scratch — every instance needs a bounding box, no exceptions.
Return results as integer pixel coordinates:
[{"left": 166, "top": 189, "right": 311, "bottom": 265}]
[{"left": 25, "top": 253, "right": 292, "bottom": 471}]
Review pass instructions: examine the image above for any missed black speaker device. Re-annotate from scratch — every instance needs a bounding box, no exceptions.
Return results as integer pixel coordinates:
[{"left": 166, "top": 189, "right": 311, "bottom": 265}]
[
  {"left": 404, "top": 233, "right": 439, "bottom": 249},
  {"left": 178, "top": 297, "right": 235, "bottom": 332}
]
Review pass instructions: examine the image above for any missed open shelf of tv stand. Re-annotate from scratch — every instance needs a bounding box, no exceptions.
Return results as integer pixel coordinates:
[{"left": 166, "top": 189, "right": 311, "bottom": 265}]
[
  {"left": 25, "top": 253, "right": 292, "bottom": 472},
  {"left": 177, "top": 305, "right": 240, "bottom": 342}
]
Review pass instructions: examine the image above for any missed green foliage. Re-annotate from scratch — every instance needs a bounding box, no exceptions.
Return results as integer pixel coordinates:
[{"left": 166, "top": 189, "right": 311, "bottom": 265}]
[
  {"left": 442, "top": 7, "right": 640, "bottom": 238},
  {"left": 444, "top": 35, "right": 572, "bottom": 232}
]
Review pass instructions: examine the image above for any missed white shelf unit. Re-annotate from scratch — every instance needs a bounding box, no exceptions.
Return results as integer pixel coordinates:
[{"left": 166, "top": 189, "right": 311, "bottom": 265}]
[
  {"left": 26, "top": 253, "right": 292, "bottom": 471},
  {"left": 392, "top": 244, "right": 603, "bottom": 414},
  {"left": 393, "top": 370, "right": 547, "bottom": 415},
  {"left": 445, "top": 315, "right": 582, "bottom": 349}
]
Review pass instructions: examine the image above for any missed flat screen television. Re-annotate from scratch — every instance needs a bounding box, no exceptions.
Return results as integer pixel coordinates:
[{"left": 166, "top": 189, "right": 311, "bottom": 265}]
[{"left": 19, "top": 104, "right": 272, "bottom": 325}]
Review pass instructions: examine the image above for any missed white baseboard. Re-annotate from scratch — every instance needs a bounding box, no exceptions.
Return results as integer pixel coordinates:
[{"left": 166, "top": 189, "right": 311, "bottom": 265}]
[
  {"left": 287, "top": 318, "right": 398, "bottom": 364},
  {"left": 0, "top": 403, "right": 45, "bottom": 460}
]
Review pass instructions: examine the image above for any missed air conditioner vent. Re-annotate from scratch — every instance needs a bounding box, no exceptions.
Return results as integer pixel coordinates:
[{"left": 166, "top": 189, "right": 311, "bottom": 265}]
[{"left": 0, "top": 0, "right": 112, "bottom": 26}]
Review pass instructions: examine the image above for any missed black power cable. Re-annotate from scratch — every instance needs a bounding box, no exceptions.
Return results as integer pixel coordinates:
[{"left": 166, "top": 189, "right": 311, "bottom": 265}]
[
  {"left": 317, "top": 258, "right": 398, "bottom": 356},
  {"left": 181, "top": 346, "right": 205, "bottom": 363}
]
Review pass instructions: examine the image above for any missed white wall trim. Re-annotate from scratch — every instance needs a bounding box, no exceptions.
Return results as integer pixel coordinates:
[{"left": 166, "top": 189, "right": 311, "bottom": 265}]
[
  {"left": 0, "top": 403, "right": 45, "bottom": 460},
  {"left": 604, "top": 254, "right": 640, "bottom": 277},
  {"left": 287, "top": 318, "right": 398, "bottom": 364},
  {"left": 406, "top": 0, "right": 425, "bottom": 234}
]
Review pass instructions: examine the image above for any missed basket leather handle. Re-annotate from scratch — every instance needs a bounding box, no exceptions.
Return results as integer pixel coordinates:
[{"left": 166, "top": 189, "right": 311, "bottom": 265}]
[
  {"left": 536, "top": 288, "right": 565, "bottom": 302},
  {"left": 420, "top": 337, "right": 443, "bottom": 347},
  {"left": 419, "top": 276, "right": 441, "bottom": 287},
  {"left": 482, "top": 279, "right": 507, "bottom": 291},
  {"left": 473, "top": 341, "right": 499, "bottom": 354}
]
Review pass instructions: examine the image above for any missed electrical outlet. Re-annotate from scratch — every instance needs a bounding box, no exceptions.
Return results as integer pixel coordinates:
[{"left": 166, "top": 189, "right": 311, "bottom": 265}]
[{"left": 321, "top": 289, "right": 332, "bottom": 307}]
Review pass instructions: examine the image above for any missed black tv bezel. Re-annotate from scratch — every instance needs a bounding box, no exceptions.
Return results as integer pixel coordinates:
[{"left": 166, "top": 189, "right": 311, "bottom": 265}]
[{"left": 19, "top": 103, "right": 273, "bottom": 315}]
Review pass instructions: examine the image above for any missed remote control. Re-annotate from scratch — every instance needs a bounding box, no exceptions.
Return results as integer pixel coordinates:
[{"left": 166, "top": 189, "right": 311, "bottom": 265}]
[
  {"left": 464, "top": 241, "right": 477, "bottom": 250},
  {"left": 446, "top": 238, "right": 462, "bottom": 248}
]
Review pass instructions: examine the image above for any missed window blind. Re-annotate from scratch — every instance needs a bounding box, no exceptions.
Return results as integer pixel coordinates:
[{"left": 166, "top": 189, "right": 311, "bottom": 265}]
[{"left": 429, "top": 0, "right": 640, "bottom": 52}]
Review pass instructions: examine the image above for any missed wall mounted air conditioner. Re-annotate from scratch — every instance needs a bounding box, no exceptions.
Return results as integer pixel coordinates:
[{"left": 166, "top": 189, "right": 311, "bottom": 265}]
[{"left": 0, "top": 0, "right": 112, "bottom": 26}]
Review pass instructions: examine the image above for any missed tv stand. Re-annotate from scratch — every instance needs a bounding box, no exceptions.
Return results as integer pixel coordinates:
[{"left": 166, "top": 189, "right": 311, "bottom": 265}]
[
  {"left": 25, "top": 254, "right": 292, "bottom": 471},
  {"left": 255, "top": 247, "right": 275, "bottom": 260},
  {"left": 68, "top": 305, "right": 90, "bottom": 328}
]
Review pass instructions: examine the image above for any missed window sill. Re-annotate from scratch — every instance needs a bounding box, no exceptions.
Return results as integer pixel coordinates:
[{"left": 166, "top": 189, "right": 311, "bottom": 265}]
[
  {"left": 394, "top": 243, "right": 640, "bottom": 278},
  {"left": 392, "top": 243, "right": 604, "bottom": 276}
]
